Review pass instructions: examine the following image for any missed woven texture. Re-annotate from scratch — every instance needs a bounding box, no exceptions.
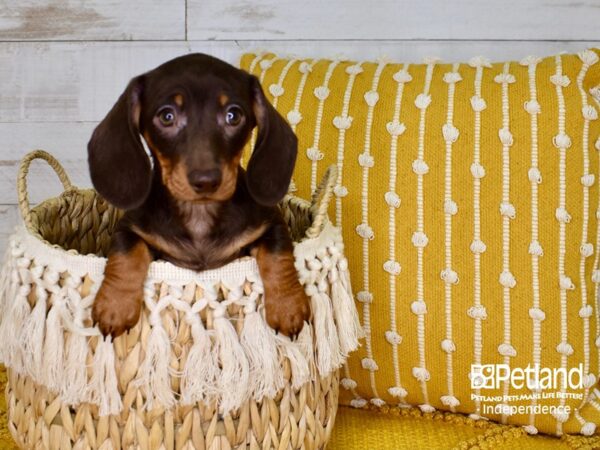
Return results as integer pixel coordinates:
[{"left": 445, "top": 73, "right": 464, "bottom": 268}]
[
  {"left": 0, "top": 151, "right": 363, "bottom": 449},
  {"left": 1, "top": 367, "right": 596, "bottom": 450},
  {"left": 240, "top": 50, "right": 600, "bottom": 436}
]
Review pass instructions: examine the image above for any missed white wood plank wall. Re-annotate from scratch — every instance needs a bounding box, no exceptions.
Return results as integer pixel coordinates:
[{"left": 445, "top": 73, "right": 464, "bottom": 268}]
[{"left": 0, "top": 0, "right": 599, "bottom": 252}]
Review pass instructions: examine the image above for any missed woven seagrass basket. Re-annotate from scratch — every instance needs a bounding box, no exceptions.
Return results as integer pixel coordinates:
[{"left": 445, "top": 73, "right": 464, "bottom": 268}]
[{"left": 0, "top": 150, "right": 363, "bottom": 450}]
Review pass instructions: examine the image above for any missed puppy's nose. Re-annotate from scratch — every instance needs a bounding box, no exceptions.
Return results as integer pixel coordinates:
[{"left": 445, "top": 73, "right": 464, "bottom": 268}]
[{"left": 188, "top": 169, "right": 222, "bottom": 194}]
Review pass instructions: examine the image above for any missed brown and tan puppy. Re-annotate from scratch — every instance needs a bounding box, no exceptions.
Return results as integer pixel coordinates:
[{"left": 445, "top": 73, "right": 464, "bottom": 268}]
[{"left": 88, "top": 53, "right": 310, "bottom": 338}]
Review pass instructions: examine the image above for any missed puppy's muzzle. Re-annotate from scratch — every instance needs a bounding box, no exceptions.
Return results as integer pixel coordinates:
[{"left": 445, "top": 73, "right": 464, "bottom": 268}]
[{"left": 187, "top": 168, "right": 222, "bottom": 194}]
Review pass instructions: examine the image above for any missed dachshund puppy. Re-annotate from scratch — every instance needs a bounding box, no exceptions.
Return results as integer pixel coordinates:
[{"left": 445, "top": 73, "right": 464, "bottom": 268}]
[{"left": 88, "top": 53, "right": 310, "bottom": 338}]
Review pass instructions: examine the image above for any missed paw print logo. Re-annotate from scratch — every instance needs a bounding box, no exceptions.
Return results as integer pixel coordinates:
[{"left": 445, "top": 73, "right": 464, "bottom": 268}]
[{"left": 470, "top": 364, "right": 495, "bottom": 389}]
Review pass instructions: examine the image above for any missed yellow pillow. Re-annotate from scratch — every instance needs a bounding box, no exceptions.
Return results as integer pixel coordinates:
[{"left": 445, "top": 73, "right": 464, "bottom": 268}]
[{"left": 240, "top": 50, "right": 600, "bottom": 436}]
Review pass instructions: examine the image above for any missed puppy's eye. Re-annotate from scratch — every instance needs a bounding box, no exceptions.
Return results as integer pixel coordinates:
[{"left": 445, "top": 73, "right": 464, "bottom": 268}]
[
  {"left": 225, "top": 105, "right": 243, "bottom": 126},
  {"left": 158, "top": 108, "right": 176, "bottom": 126}
]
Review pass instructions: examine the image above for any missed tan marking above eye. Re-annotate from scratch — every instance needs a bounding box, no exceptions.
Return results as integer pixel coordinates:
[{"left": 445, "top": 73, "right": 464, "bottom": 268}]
[
  {"left": 174, "top": 94, "right": 184, "bottom": 107},
  {"left": 219, "top": 94, "right": 229, "bottom": 106}
]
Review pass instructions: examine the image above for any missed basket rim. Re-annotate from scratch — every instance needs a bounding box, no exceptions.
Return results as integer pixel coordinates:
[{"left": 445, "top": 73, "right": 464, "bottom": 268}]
[
  {"left": 11, "top": 225, "right": 261, "bottom": 285},
  {"left": 2, "top": 183, "right": 359, "bottom": 421},
  {"left": 14, "top": 187, "right": 317, "bottom": 283}
]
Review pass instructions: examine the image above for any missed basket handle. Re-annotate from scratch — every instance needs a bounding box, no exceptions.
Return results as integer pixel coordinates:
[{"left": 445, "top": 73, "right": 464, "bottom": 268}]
[
  {"left": 17, "top": 150, "right": 73, "bottom": 231},
  {"left": 305, "top": 165, "right": 338, "bottom": 238}
]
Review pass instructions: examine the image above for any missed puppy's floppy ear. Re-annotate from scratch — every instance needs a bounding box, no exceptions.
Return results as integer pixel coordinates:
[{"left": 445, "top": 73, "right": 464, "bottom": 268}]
[
  {"left": 246, "top": 75, "right": 297, "bottom": 206},
  {"left": 88, "top": 76, "right": 152, "bottom": 210}
]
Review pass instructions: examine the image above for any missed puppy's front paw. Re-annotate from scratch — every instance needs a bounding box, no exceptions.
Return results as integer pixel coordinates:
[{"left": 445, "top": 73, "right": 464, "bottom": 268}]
[
  {"left": 265, "top": 283, "right": 311, "bottom": 338},
  {"left": 92, "top": 283, "right": 142, "bottom": 338}
]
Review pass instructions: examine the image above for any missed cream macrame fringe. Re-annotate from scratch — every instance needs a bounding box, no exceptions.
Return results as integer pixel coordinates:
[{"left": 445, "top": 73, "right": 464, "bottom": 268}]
[{"left": 0, "top": 219, "right": 362, "bottom": 417}]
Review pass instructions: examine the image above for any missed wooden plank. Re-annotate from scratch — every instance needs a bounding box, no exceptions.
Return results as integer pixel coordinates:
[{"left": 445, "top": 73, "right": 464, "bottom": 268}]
[
  {"left": 0, "top": 40, "right": 599, "bottom": 123},
  {"left": 0, "top": 122, "right": 95, "bottom": 161},
  {"left": 0, "top": 122, "right": 94, "bottom": 204},
  {"left": 0, "top": 158, "right": 91, "bottom": 206},
  {"left": 0, "top": 41, "right": 236, "bottom": 123},
  {"left": 188, "top": 0, "right": 600, "bottom": 41},
  {"left": 0, "top": 0, "right": 185, "bottom": 41}
]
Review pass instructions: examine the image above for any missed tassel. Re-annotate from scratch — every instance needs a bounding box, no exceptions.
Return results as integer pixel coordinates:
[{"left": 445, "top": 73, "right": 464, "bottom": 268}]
[
  {"left": 20, "top": 284, "right": 47, "bottom": 383},
  {"left": 42, "top": 295, "right": 65, "bottom": 392},
  {"left": 87, "top": 336, "right": 122, "bottom": 416},
  {"left": 0, "top": 282, "right": 31, "bottom": 371},
  {"left": 276, "top": 324, "right": 311, "bottom": 389},
  {"left": 213, "top": 306, "right": 249, "bottom": 414},
  {"left": 0, "top": 268, "right": 19, "bottom": 367},
  {"left": 62, "top": 331, "right": 89, "bottom": 405},
  {"left": 0, "top": 266, "right": 18, "bottom": 324},
  {"left": 308, "top": 283, "right": 343, "bottom": 375},
  {"left": 0, "top": 248, "right": 12, "bottom": 319},
  {"left": 330, "top": 260, "right": 364, "bottom": 355},
  {"left": 180, "top": 312, "right": 219, "bottom": 406},
  {"left": 62, "top": 277, "right": 93, "bottom": 405},
  {"left": 0, "top": 238, "right": 22, "bottom": 320},
  {"left": 240, "top": 301, "right": 284, "bottom": 401},
  {"left": 134, "top": 301, "right": 175, "bottom": 410},
  {"left": 0, "top": 255, "right": 32, "bottom": 374},
  {"left": 296, "top": 320, "right": 314, "bottom": 362}
]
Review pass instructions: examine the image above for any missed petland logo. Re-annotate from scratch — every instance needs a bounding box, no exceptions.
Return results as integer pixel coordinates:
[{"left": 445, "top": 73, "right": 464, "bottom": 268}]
[{"left": 470, "top": 364, "right": 584, "bottom": 391}]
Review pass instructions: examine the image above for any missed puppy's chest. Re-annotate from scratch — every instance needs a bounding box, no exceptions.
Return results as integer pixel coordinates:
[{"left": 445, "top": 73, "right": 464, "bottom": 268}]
[
  {"left": 136, "top": 205, "right": 266, "bottom": 270},
  {"left": 185, "top": 206, "right": 215, "bottom": 240},
  {"left": 180, "top": 220, "right": 267, "bottom": 269}
]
